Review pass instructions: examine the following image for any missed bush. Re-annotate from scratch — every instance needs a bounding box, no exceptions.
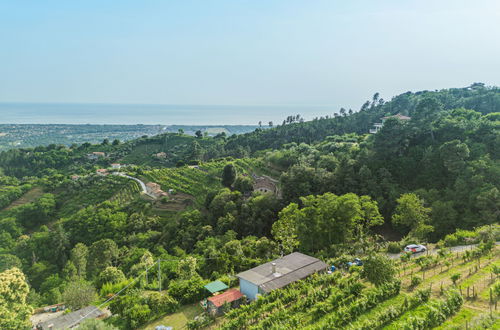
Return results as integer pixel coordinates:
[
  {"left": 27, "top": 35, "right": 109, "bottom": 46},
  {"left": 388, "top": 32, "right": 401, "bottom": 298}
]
[
  {"left": 147, "top": 292, "right": 179, "bottom": 315},
  {"left": 124, "top": 304, "right": 151, "bottom": 329},
  {"left": 410, "top": 276, "right": 422, "bottom": 288},
  {"left": 167, "top": 275, "right": 208, "bottom": 304},
  {"left": 362, "top": 254, "right": 396, "bottom": 286},
  {"left": 387, "top": 242, "right": 402, "bottom": 253}
]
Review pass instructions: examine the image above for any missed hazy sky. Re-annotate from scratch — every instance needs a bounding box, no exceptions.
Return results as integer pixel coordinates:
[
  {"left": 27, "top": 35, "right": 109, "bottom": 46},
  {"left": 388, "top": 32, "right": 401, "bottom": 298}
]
[{"left": 1, "top": 0, "right": 500, "bottom": 109}]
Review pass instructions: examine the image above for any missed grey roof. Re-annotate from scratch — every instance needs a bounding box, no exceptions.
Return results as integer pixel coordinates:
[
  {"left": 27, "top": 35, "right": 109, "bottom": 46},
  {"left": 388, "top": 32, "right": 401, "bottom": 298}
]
[
  {"left": 38, "top": 306, "right": 104, "bottom": 329},
  {"left": 237, "top": 252, "right": 328, "bottom": 292}
]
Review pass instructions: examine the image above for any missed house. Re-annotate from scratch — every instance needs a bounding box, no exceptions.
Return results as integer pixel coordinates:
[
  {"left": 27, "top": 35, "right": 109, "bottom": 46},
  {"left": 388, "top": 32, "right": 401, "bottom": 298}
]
[
  {"left": 154, "top": 152, "right": 167, "bottom": 159},
  {"left": 369, "top": 113, "right": 411, "bottom": 133},
  {"left": 96, "top": 169, "right": 108, "bottom": 176},
  {"left": 206, "top": 288, "right": 244, "bottom": 316},
  {"left": 87, "top": 152, "right": 106, "bottom": 160},
  {"left": 252, "top": 176, "right": 279, "bottom": 195},
  {"left": 36, "top": 306, "right": 104, "bottom": 329},
  {"left": 111, "top": 163, "right": 122, "bottom": 169},
  {"left": 70, "top": 175, "right": 80, "bottom": 181},
  {"left": 237, "top": 252, "right": 328, "bottom": 300},
  {"left": 146, "top": 182, "right": 168, "bottom": 198}
]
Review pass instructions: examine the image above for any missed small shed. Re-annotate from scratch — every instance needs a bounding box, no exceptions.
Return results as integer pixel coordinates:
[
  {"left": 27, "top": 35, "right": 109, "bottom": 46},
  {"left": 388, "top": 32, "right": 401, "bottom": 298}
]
[
  {"left": 204, "top": 280, "right": 229, "bottom": 294},
  {"left": 206, "top": 288, "right": 243, "bottom": 316}
]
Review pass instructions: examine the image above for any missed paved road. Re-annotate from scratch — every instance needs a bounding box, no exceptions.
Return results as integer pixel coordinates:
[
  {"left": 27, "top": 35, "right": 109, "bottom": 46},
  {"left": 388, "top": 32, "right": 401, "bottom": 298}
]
[
  {"left": 387, "top": 243, "right": 480, "bottom": 260},
  {"left": 112, "top": 172, "right": 156, "bottom": 198}
]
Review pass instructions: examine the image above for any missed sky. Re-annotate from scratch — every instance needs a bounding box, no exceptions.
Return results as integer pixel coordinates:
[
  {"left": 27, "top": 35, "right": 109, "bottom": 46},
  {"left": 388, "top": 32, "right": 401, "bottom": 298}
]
[{"left": 1, "top": 0, "right": 500, "bottom": 109}]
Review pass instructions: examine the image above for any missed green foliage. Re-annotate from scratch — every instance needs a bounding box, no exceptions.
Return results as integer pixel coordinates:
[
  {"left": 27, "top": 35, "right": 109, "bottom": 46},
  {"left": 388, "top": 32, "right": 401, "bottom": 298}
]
[
  {"left": 167, "top": 275, "right": 208, "bottom": 304},
  {"left": 0, "top": 267, "right": 33, "bottom": 330},
  {"left": 362, "top": 254, "right": 396, "bottom": 286},
  {"left": 61, "top": 280, "right": 97, "bottom": 310},
  {"left": 78, "top": 318, "right": 118, "bottom": 330},
  {"left": 221, "top": 163, "right": 236, "bottom": 187},
  {"left": 387, "top": 241, "right": 402, "bottom": 253},
  {"left": 392, "top": 193, "right": 433, "bottom": 240},
  {"left": 96, "top": 267, "right": 126, "bottom": 288},
  {"left": 273, "top": 192, "right": 383, "bottom": 253}
]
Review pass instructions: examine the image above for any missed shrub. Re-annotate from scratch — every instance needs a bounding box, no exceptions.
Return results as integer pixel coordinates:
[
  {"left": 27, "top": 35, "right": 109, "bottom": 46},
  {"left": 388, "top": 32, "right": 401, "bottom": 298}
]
[
  {"left": 387, "top": 242, "right": 402, "bottom": 254},
  {"left": 167, "top": 275, "right": 208, "bottom": 304},
  {"left": 410, "top": 276, "right": 422, "bottom": 288},
  {"left": 450, "top": 273, "right": 461, "bottom": 285}
]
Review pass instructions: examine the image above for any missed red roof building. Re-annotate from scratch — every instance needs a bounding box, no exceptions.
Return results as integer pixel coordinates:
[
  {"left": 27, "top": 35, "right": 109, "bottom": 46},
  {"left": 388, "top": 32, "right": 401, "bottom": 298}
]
[{"left": 206, "top": 289, "right": 243, "bottom": 315}]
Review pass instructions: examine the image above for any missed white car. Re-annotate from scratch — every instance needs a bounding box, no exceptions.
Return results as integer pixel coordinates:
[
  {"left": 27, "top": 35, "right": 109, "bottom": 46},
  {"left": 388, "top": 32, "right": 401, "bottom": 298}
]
[{"left": 404, "top": 244, "right": 427, "bottom": 253}]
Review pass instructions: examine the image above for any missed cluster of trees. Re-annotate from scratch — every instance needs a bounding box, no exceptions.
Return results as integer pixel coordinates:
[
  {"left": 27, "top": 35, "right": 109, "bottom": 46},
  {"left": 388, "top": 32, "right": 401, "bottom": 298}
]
[{"left": 0, "top": 84, "right": 498, "bottom": 328}]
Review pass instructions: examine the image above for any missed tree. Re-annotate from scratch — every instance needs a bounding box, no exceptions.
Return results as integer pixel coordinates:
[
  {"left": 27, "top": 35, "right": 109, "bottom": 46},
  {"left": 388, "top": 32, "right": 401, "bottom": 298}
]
[
  {"left": 273, "top": 193, "right": 383, "bottom": 252},
  {"left": 97, "top": 267, "right": 126, "bottom": 288},
  {"left": 392, "top": 193, "right": 433, "bottom": 240},
  {"left": 71, "top": 243, "right": 89, "bottom": 278},
  {"left": 0, "top": 268, "right": 33, "bottom": 329},
  {"left": 88, "top": 239, "right": 119, "bottom": 277},
  {"left": 272, "top": 203, "right": 299, "bottom": 255},
  {"left": 450, "top": 273, "right": 461, "bottom": 286},
  {"left": 62, "top": 280, "right": 97, "bottom": 310},
  {"left": 112, "top": 139, "right": 120, "bottom": 146},
  {"left": 362, "top": 254, "right": 396, "bottom": 286},
  {"left": 221, "top": 164, "right": 236, "bottom": 188},
  {"left": 102, "top": 139, "right": 109, "bottom": 145},
  {"left": 195, "top": 130, "right": 203, "bottom": 139},
  {"left": 233, "top": 175, "right": 253, "bottom": 194}
]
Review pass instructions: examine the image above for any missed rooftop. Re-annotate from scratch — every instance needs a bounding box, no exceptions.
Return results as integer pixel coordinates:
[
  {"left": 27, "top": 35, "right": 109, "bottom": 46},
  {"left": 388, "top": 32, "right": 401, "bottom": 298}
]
[
  {"left": 204, "top": 280, "right": 229, "bottom": 294},
  {"left": 207, "top": 288, "right": 243, "bottom": 308},
  {"left": 237, "top": 252, "right": 328, "bottom": 293},
  {"left": 382, "top": 113, "right": 411, "bottom": 120}
]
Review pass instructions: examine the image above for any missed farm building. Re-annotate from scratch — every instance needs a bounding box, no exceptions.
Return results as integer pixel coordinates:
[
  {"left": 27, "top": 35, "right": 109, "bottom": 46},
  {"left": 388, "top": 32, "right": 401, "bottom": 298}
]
[
  {"left": 237, "top": 252, "right": 328, "bottom": 300},
  {"left": 206, "top": 288, "right": 244, "bottom": 316},
  {"left": 87, "top": 152, "right": 106, "bottom": 160},
  {"left": 36, "top": 306, "right": 104, "bottom": 329},
  {"left": 146, "top": 182, "right": 168, "bottom": 198},
  {"left": 96, "top": 169, "right": 108, "bottom": 176},
  {"left": 252, "top": 175, "right": 279, "bottom": 195}
]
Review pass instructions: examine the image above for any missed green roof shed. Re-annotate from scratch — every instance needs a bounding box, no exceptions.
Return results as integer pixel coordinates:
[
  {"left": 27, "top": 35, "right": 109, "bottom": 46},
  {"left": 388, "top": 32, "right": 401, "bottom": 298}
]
[{"left": 204, "top": 280, "right": 229, "bottom": 294}]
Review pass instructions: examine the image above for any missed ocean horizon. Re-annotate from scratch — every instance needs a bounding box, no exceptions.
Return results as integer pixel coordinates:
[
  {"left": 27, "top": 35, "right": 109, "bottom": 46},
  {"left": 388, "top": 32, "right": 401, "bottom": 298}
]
[{"left": 0, "top": 102, "right": 338, "bottom": 126}]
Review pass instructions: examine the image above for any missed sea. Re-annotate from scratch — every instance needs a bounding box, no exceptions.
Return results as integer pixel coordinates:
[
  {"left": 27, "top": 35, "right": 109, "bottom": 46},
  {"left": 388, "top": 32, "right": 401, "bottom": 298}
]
[{"left": 0, "top": 103, "right": 337, "bottom": 125}]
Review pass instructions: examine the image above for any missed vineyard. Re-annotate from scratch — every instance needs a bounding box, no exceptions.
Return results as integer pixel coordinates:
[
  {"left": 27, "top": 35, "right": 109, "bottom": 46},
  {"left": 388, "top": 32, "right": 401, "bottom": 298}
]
[
  {"left": 144, "top": 158, "right": 264, "bottom": 205},
  {"left": 214, "top": 243, "right": 499, "bottom": 329},
  {"left": 109, "top": 180, "right": 142, "bottom": 205}
]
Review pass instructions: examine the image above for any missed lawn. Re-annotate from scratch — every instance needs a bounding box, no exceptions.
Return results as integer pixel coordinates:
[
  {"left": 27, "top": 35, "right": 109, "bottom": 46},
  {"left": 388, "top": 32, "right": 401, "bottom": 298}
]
[{"left": 141, "top": 303, "right": 203, "bottom": 330}]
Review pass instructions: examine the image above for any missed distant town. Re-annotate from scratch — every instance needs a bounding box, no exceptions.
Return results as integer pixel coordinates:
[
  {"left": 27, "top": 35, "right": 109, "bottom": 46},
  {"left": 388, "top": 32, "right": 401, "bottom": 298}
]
[{"left": 0, "top": 124, "right": 260, "bottom": 151}]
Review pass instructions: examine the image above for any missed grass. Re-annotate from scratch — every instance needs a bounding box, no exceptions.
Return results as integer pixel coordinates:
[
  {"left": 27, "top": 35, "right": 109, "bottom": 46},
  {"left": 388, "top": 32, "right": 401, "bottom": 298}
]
[
  {"left": 141, "top": 303, "right": 203, "bottom": 330},
  {"left": 4, "top": 186, "right": 43, "bottom": 210}
]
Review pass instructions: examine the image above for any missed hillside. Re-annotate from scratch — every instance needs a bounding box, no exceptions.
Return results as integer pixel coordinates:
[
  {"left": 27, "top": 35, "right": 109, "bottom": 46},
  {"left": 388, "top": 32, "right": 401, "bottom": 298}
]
[{"left": 0, "top": 84, "right": 499, "bottom": 329}]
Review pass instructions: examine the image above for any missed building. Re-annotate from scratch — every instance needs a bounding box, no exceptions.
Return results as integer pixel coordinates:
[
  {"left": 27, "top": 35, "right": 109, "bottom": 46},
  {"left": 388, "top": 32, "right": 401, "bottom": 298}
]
[
  {"left": 87, "top": 152, "right": 106, "bottom": 160},
  {"left": 145, "top": 182, "right": 168, "bottom": 198},
  {"left": 154, "top": 152, "right": 167, "bottom": 159},
  {"left": 252, "top": 175, "right": 279, "bottom": 195},
  {"left": 369, "top": 113, "right": 411, "bottom": 133},
  {"left": 96, "top": 169, "right": 108, "bottom": 176},
  {"left": 204, "top": 280, "right": 229, "bottom": 295},
  {"left": 36, "top": 306, "right": 104, "bottom": 329},
  {"left": 237, "top": 252, "right": 328, "bottom": 300},
  {"left": 206, "top": 288, "right": 244, "bottom": 316},
  {"left": 111, "top": 163, "right": 122, "bottom": 169}
]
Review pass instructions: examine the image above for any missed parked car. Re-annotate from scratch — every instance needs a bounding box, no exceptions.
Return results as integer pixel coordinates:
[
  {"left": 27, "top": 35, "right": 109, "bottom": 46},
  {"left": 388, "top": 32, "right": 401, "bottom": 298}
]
[
  {"left": 347, "top": 258, "right": 363, "bottom": 267},
  {"left": 404, "top": 244, "right": 427, "bottom": 253}
]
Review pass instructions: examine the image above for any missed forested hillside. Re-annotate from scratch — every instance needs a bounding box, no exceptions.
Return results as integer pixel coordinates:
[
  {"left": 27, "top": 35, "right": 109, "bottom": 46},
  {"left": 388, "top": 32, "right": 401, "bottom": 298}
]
[{"left": 0, "top": 84, "right": 499, "bottom": 329}]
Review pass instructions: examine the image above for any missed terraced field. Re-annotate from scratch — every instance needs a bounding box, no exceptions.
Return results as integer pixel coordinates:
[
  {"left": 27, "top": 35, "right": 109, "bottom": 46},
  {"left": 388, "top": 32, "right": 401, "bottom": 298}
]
[
  {"left": 216, "top": 244, "right": 499, "bottom": 329},
  {"left": 143, "top": 158, "right": 265, "bottom": 205}
]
